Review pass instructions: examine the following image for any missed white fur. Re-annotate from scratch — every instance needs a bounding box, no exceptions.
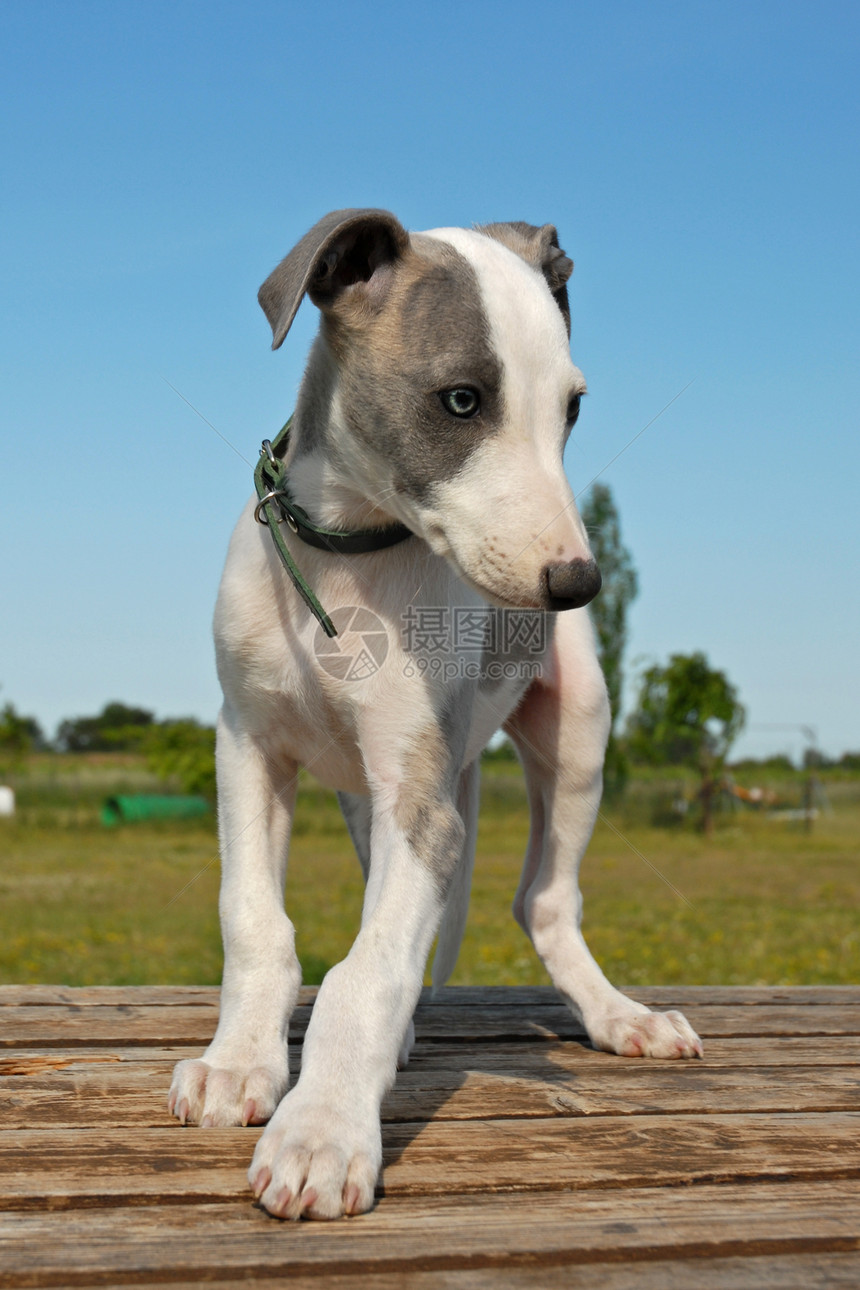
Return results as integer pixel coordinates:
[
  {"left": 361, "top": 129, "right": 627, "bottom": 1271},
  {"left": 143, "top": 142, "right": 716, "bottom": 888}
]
[
  {"left": 404, "top": 230, "right": 592, "bottom": 606},
  {"left": 168, "top": 217, "right": 702, "bottom": 1222}
]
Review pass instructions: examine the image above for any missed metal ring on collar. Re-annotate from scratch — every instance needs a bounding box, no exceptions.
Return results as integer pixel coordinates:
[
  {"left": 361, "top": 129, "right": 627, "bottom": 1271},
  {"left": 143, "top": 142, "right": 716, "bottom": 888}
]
[{"left": 254, "top": 489, "right": 290, "bottom": 526}]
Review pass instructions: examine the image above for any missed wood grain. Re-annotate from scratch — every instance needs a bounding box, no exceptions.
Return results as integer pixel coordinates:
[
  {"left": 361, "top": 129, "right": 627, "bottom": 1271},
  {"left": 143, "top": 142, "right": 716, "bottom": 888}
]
[
  {"left": 0, "top": 985, "right": 857, "bottom": 1288},
  {"left": 0, "top": 1184, "right": 857, "bottom": 1283},
  {"left": 3, "top": 1055, "right": 860, "bottom": 1129},
  {"left": 3, "top": 999, "right": 859, "bottom": 1049},
  {"left": 5, "top": 1033, "right": 860, "bottom": 1071},
  {"left": 123, "top": 1253, "right": 860, "bottom": 1290},
  {"left": 1, "top": 1112, "right": 858, "bottom": 1209},
  {"left": 2, "top": 983, "right": 856, "bottom": 1007}
]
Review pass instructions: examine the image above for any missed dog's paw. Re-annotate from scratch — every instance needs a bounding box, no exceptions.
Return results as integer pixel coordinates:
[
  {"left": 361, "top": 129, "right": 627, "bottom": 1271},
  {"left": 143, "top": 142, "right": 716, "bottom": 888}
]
[
  {"left": 248, "top": 1089, "right": 381, "bottom": 1220},
  {"left": 168, "top": 1055, "right": 289, "bottom": 1127},
  {"left": 587, "top": 1006, "right": 703, "bottom": 1060}
]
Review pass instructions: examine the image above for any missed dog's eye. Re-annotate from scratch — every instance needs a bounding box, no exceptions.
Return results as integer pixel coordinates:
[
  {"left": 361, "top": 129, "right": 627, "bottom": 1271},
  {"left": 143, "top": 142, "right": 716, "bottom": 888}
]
[
  {"left": 440, "top": 388, "right": 481, "bottom": 419},
  {"left": 566, "top": 394, "right": 582, "bottom": 428}
]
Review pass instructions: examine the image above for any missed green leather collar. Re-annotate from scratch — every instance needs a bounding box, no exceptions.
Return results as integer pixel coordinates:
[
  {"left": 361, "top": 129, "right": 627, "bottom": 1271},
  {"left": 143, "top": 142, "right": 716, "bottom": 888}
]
[{"left": 253, "top": 417, "right": 413, "bottom": 637}]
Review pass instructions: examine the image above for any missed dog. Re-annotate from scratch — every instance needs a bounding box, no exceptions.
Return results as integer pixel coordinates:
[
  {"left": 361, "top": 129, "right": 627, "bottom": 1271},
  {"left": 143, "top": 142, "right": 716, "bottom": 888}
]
[{"left": 168, "top": 209, "right": 703, "bottom": 1221}]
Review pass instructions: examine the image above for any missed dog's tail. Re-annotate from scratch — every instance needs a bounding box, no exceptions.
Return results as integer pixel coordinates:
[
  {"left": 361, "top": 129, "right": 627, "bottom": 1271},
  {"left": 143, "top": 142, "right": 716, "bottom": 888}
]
[
  {"left": 431, "top": 844, "right": 475, "bottom": 989},
  {"left": 431, "top": 761, "right": 480, "bottom": 990}
]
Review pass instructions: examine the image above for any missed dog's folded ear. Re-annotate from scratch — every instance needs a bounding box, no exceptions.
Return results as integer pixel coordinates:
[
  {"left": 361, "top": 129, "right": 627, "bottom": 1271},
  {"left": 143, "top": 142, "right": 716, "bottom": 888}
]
[
  {"left": 477, "top": 222, "right": 574, "bottom": 335},
  {"left": 259, "top": 209, "right": 409, "bottom": 350}
]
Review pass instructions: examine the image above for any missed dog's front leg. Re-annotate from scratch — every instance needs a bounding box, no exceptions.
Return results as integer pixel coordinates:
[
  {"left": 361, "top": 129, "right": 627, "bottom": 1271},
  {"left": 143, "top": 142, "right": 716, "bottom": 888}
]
[
  {"left": 505, "top": 611, "right": 703, "bottom": 1060},
  {"left": 168, "top": 709, "right": 300, "bottom": 1126},
  {"left": 248, "top": 775, "right": 465, "bottom": 1220}
]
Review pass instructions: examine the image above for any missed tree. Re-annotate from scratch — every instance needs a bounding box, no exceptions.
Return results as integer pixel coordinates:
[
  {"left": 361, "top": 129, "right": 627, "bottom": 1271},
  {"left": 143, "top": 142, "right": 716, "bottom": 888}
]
[
  {"left": 0, "top": 701, "right": 44, "bottom": 762},
  {"left": 627, "top": 651, "right": 745, "bottom": 833},
  {"left": 56, "top": 702, "right": 155, "bottom": 752},
  {"left": 579, "top": 482, "right": 639, "bottom": 793}
]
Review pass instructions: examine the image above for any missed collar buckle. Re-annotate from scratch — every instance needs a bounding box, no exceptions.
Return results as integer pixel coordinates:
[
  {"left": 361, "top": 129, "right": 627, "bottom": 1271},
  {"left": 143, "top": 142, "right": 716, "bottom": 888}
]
[{"left": 252, "top": 416, "right": 413, "bottom": 638}]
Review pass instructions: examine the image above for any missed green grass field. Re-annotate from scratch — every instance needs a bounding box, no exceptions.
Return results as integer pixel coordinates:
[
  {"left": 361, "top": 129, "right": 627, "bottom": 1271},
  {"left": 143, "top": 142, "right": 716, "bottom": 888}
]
[{"left": 0, "top": 753, "right": 857, "bottom": 987}]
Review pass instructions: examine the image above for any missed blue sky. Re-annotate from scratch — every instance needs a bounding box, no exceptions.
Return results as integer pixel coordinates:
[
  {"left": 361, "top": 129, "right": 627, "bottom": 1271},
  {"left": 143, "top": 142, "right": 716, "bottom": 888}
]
[{"left": 1, "top": 0, "right": 857, "bottom": 762}]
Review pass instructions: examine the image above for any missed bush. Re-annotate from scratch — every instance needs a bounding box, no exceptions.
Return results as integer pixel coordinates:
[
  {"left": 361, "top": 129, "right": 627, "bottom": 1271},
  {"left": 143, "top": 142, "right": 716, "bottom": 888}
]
[{"left": 143, "top": 720, "right": 216, "bottom": 800}]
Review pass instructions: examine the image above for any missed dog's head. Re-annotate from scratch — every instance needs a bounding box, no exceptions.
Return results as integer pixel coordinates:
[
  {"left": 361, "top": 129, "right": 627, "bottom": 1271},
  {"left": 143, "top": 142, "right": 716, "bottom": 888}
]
[{"left": 258, "top": 209, "right": 600, "bottom": 612}]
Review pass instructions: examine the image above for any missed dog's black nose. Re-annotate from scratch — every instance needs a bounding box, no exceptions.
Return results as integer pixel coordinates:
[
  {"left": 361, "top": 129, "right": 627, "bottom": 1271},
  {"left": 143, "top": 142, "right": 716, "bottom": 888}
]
[{"left": 543, "top": 558, "right": 602, "bottom": 610}]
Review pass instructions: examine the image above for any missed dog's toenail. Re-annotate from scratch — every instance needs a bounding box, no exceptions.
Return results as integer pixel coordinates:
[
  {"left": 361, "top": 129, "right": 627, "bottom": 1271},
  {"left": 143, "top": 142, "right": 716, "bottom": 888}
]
[
  {"left": 344, "top": 1183, "right": 361, "bottom": 1214},
  {"left": 272, "top": 1187, "right": 292, "bottom": 1216}
]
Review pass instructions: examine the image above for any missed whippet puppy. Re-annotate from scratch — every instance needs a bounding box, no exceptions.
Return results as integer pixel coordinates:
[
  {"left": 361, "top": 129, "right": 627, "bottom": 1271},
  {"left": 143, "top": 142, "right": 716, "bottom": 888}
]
[{"left": 169, "top": 210, "right": 702, "bottom": 1220}]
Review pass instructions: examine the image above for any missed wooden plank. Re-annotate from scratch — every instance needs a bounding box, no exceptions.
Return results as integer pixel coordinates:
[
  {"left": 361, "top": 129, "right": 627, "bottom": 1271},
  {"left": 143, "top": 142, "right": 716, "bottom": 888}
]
[
  {"left": 1, "top": 1113, "right": 857, "bottom": 1208},
  {"left": 117, "top": 1252, "right": 860, "bottom": 1289},
  {"left": 3, "top": 1056, "right": 859, "bottom": 1130},
  {"left": 386, "top": 1064, "right": 860, "bottom": 1121},
  {"left": 0, "top": 985, "right": 222, "bottom": 1008},
  {"left": 3, "top": 1030, "right": 859, "bottom": 1131},
  {"left": 379, "top": 1111, "right": 860, "bottom": 1196},
  {"left": 4, "top": 1033, "right": 860, "bottom": 1073},
  {"left": 3, "top": 1000, "right": 860, "bottom": 1048},
  {"left": 0, "top": 1183, "right": 857, "bottom": 1284},
  {"left": 1, "top": 1026, "right": 860, "bottom": 1099},
  {"left": 430, "top": 984, "right": 860, "bottom": 1008},
  {"left": 0, "top": 986, "right": 311, "bottom": 1009},
  {"left": 404, "top": 1035, "right": 860, "bottom": 1070},
  {"left": 0, "top": 985, "right": 857, "bottom": 1288},
  {"left": 3, "top": 984, "right": 857, "bottom": 1008},
  {"left": 0, "top": 1004, "right": 293, "bottom": 1048},
  {"left": 418, "top": 1002, "right": 860, "bottom": 1039},
  {"left": 145, "top": 1254, "right": 860, "bottom": 1290}
]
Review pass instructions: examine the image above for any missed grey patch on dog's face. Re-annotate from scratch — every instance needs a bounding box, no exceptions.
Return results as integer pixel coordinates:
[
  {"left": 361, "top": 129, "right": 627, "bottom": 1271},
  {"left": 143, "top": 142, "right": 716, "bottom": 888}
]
[{"left": 324, "top": 235, "right": 504, "bottom": 502}]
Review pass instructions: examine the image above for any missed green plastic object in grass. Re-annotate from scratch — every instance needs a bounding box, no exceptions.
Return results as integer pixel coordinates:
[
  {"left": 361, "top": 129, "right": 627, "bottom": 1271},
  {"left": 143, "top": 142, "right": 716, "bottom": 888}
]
[{"left": 100, "top": 795, "right": 211, "bottom": 826}]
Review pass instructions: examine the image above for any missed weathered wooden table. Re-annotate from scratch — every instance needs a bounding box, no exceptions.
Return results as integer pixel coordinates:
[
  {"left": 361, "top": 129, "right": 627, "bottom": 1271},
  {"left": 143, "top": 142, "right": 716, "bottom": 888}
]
[{"left": 1, "top": 984, "right": 858, "bottom": 1287}]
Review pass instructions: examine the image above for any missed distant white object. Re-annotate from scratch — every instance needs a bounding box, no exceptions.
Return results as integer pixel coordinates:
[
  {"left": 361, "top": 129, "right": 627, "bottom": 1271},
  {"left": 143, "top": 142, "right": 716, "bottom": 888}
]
[
  {"left": 769, "top": 807, "right": 820, "bottom": 822},
  {"left": 0, "top": 786, "right": 14, "bottom": 817}
]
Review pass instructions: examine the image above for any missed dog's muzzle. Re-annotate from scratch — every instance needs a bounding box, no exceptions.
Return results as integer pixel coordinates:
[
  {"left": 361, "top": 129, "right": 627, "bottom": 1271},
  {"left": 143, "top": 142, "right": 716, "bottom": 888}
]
[{"left": 543, "top": 558, "right": 602, "bottom": 610}]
